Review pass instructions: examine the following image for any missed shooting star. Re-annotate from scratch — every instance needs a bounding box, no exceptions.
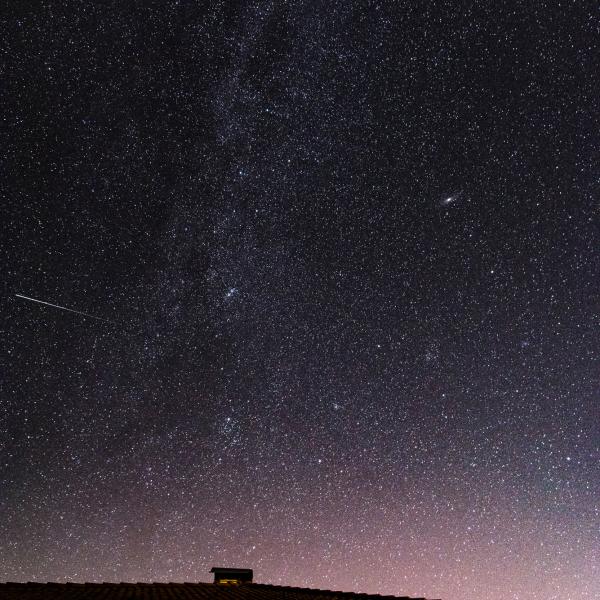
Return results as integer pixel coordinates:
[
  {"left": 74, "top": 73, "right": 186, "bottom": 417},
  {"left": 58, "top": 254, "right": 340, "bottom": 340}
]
[{"left": 15, "top": 294, "right": 114, "bottom": 324}]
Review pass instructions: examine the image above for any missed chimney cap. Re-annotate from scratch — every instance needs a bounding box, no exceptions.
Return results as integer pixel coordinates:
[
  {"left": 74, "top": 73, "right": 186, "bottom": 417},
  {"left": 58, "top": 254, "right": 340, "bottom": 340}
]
[{"left": 210, "top": 567, "right": 253, "bottom": 585}]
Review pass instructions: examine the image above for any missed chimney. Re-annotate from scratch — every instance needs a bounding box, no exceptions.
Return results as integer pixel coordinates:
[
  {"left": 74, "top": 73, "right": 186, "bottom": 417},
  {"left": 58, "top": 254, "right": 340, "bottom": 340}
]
[{"left": 210, "top": 567, "right": 253, "bottom": 585}]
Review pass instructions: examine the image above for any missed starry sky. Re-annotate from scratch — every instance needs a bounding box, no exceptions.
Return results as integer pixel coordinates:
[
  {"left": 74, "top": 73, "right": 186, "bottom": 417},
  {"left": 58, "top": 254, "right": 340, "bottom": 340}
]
[{"left": 2, "top": 3, "right": 599, "bottom": 600}]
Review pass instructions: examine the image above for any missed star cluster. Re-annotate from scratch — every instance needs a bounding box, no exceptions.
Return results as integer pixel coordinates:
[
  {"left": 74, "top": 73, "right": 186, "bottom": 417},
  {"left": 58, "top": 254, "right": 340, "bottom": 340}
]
[{"left": 3, "top": 3, "right": 599, "bottom": 600}]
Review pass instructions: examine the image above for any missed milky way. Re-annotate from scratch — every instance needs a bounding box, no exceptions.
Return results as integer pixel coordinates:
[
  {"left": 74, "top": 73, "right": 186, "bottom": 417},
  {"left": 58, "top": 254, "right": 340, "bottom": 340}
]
[{"left": 3, "top": 4, "right": 599, "bottom": 600}]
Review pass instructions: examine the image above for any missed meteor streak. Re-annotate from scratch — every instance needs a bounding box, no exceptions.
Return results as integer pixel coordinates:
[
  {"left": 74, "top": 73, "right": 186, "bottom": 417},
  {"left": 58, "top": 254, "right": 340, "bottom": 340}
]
[{"left": 15, "top": 294, "right": 114, "bottom": 324}]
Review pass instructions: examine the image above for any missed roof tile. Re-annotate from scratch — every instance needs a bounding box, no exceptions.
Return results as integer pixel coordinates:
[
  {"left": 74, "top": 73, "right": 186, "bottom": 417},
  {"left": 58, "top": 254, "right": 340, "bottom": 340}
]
[{"left": 0, "top": 581, "right": 439, "bottom": 600}]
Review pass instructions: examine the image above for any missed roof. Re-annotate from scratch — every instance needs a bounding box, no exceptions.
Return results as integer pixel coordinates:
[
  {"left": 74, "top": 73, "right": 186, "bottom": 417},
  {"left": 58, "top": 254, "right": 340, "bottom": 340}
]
[{"left": 0, "top": 581, "right": 438, "bottom": 600}]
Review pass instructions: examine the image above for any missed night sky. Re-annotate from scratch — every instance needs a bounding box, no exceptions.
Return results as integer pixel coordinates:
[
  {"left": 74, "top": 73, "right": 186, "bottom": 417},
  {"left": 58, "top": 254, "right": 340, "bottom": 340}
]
[{"left": 3, "top": 3, "right": 600, "bottom": 600}]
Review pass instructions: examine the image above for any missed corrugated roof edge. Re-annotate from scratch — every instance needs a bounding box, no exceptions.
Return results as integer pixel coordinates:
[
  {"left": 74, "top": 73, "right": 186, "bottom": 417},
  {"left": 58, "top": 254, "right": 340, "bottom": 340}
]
[
  {"left": 0, "top": 581, "right": 441, "bottom": 600},
  {"left": 251, "top": 583, "right": 439, "bottom": 600}
]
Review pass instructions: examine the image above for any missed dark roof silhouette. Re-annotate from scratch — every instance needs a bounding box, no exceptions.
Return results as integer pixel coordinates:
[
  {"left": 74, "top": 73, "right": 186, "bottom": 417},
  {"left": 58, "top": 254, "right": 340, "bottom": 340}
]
[{"left": 0, "top": 581, "right": 439, "bottom": 600}]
